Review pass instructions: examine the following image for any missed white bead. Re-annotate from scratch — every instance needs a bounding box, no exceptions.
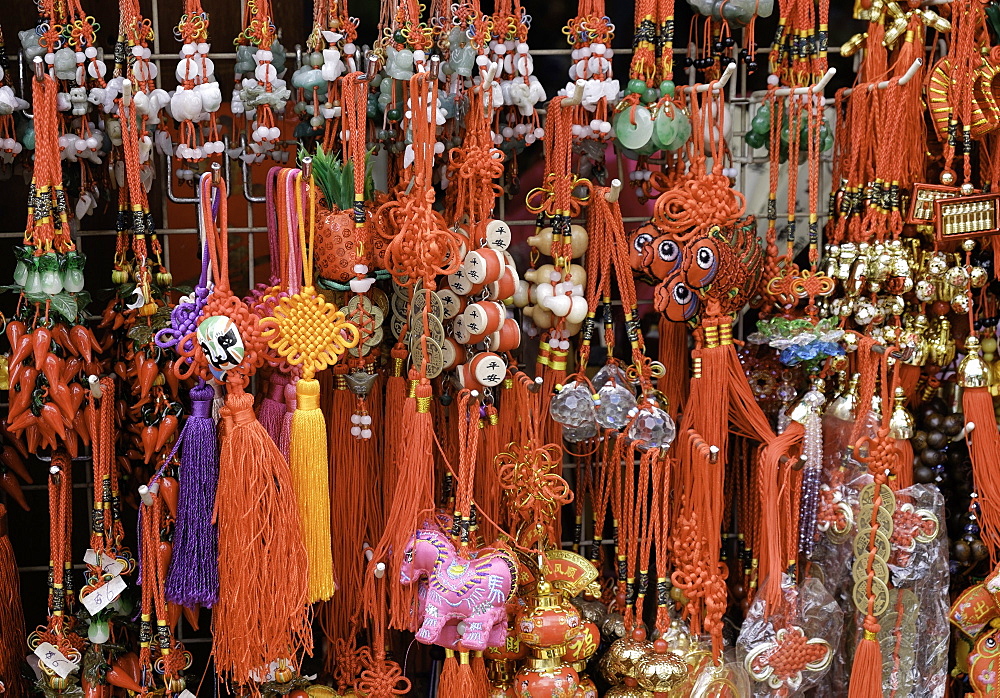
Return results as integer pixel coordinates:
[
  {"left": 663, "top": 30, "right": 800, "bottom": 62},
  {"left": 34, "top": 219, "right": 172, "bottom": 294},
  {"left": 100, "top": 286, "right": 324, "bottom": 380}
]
[
  {"left": 350, "top": 426, "right": 362, "bottom": 437},
  {"left": 476, "top": 54, "right": 490, "bottom": 67},
  {"left": 549, "top": 271, "right": 562, "bottom": 283},
  {"left": 353, "top": 264, "right": 369, "bottom": 274},
  {"left": 197, "top": 42, "right": 210, "bottom": 55},
  {"left": 84, "top": 46, "right": 98, "bottom": 59},
  {"left": 413, "top": 50, "right": 426, "bottom": 63},
  {"left": 767, "top": 74, "right": 780, "bottom": 86},
  {"left": 361, "top": 429, "right": 372, "bottom": 439},
  {"left": 592, "top": 44, "right": 606, "bottom": 55},
  {"left": 495, "top": 44, "right": 507, "bottom": 55},
  {"left": 131, "top": 46, "right": 143, "bottom": 57},
  {"left": 351, "top": 414, "right": 362, "bottom": 424},
  {"left": 268, "top": 126, "right": 280, "bottom": 140},
  {"left": 534, "top": 127, "right": 544, "bottom": 138},
  {"left": 182, "top": 43, "right": 197, "bottom": 56},
  {"left": 361, "top": 415, "right": 372, "bottom": 425}
]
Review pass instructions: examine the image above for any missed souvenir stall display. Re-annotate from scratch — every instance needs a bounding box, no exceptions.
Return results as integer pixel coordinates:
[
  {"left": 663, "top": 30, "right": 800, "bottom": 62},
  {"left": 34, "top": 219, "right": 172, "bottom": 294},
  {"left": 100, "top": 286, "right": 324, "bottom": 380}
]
[{"left": 3, "top": 0, "right": 1000, "bottom": 696}]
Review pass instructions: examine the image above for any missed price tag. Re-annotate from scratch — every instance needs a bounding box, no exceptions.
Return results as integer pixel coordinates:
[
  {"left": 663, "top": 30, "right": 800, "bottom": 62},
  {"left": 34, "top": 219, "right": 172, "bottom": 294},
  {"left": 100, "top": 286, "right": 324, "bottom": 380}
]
[
  {"left": 34, "top": 643, "right": 78, "bottom": 679},
  {"left": 80, "top": 575, "right": 127, "bottom": 616},
  {"left": 84, "top": 549, "right": 126, "bottom": 575}
]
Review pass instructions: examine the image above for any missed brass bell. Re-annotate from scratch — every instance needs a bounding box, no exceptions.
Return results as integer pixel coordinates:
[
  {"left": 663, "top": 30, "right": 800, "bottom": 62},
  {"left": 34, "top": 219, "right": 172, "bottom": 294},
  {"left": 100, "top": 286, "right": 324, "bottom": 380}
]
[
  {"left": 635, "top": 651, "right": 689, "bottom": 692},
  {"left": 827, "top": 373, "right": 860, "bottom": 423},
  {"left": 960, "top": 336, "right": 992, "bottom": 389},
  {"left": 600, "top": 631, "right": 653, "bottom": 684},
  {"left": 889, "top": 387, "right": 915, "bottom": 440}
]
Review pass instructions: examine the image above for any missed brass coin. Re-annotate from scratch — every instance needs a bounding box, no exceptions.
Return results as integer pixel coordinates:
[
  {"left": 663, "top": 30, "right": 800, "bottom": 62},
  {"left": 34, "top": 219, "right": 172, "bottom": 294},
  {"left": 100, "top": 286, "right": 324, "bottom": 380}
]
[
  {"left": 856, "top": 506, "right": 894, "bottom": 538},
  {"left": 852, "top": 550, "right": 889, "bottom": 584},
  {"left": 410, "top": 337, "right": 444, "bottom": 379},
  {"left": 368, "top": 287, "right": 389, "bottom": 317},
  {"left": 858, "top": 483, "right": 896, "bottom": 515},
  {"left": 853, "top": 575, "right": 890, "bottom": 617},
  {"left": 347, "top": 295, "right": 374, "bottom": 315},
  {"left": 411, "top": 288, "right": 444, "bottom": 319},
  {"left": 348, "top": 327, "right": 383, "bottom": 357},
  {"left": 853, "top": 527, "right": 891, "bottom": 562},
  {"left": 390, "top": 314, "right": 406, "bottom": 339},
  {"left": 409, "top": 312, "right": 446, "bottom": 348}
]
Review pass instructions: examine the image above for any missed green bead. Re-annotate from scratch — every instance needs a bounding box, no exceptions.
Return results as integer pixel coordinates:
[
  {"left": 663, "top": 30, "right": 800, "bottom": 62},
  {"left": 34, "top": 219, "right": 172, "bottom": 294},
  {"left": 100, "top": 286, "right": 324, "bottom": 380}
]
[
  {"left": 387, "top": 108, "right": 402, "bottom": 122},
  {"left": 821, "top": 133, "right": 834, "bottom": 151},
  {"left": 745, "top": 130, "right": 765, "bottom": 149},
  {"left": 780, "top": 125, "right": 790, "bottom": 144},
  {"left": 750, "top": 112, "right": 770, "bottom": 135},
  {"left": 393, "top": 31, "right": 406, "bottom": 44},
  {"left": 641, "top": 88, "right": 659, "bottom": 104},
  {"left": 627, "top": 78, "right": 648, "bottom": 95},
  {"left": 819, "top": 121, "right": 831, "bottom": 140},
  {"left": 367, "top": 102, "right": 379, "bottom": 119},
  {"left": 660, "top": 80, "right": 675, "bottom": 98}
]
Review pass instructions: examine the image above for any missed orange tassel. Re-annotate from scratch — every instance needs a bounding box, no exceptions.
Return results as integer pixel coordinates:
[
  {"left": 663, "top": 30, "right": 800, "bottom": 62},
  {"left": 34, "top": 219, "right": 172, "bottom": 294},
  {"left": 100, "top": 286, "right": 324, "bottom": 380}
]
[
  {"left": 756, "top": 421, "right": 804, "bottom": 611},
  {"left": 848, "top": 631, "right": 883, "bottom": 698},
  {"left": 0, "top": 504, "right": 27, "bottom": 698},
  {"left": 437, "top": 650, "right": 459, "bottom": 696},
  {"left": 455, "top": 651, "right": 476, "bottom": 697},
  {"left": 470, "top": 651, "right": 489, "bottom": 698},
  {"left": 963, "top": 384, "right": 1000, "bottom": 562},
  {"left": 365, "top": 376, "right": 434, "bottom": 630},
  {"left": 657, "top": 315, "right": 689, "bottom": 419},
  {"left": 212, "top": 388, "right": 311, "bottom": 689}
]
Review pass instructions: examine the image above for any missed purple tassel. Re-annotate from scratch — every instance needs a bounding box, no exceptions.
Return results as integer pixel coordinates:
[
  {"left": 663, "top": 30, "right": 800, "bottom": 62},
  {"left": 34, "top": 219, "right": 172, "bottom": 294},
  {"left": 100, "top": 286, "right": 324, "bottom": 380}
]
[
  {"left": 277, "top": 379, "right": 296, "bottom": 460},
  {"left": 257, "top": 373, "right": 288, "bottom": 445},
  {"left": 165, "top": 382, "right": 220, "bottom": 608}
]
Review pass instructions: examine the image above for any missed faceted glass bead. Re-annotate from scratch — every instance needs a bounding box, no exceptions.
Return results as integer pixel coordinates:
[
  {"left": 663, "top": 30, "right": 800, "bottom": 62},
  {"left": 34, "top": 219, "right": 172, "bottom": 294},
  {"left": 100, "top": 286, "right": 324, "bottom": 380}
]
[
  {"left": 550, "top": 381, "right": 597, "bottom": 429},
  {"left": 626, "top": 405, "right": 676, "bottom": 450}
]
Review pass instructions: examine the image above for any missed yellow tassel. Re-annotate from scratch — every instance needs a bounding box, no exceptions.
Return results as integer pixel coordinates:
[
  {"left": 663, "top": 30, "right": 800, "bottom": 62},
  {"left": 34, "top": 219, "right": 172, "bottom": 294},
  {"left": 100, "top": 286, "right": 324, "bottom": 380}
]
[{"left": 291, "top": 377, "right": 336, "bottom": 602}]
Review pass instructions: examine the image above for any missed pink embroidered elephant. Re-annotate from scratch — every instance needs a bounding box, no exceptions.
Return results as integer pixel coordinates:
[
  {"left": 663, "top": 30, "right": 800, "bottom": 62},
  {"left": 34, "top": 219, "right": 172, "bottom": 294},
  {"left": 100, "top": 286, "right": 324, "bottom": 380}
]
[{"left": 399, "top": 527, "right": 517, "bottom": 651}]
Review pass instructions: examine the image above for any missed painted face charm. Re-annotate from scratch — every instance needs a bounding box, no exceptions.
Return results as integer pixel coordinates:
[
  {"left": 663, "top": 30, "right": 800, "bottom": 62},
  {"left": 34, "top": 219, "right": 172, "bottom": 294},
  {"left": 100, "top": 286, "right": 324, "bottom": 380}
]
[{"left": 196, "top": 315, "right": 246, "bottom": 381}]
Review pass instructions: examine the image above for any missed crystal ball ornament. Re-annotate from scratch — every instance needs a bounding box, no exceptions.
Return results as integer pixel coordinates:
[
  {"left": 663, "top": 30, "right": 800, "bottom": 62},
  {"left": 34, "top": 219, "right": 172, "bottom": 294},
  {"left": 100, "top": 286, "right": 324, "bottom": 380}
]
[
  {"left": 595, "top": 383, "right": 638, "bottom": 430},
  {"left": 626, "top": 404, "right": 677, "bottom": 451},
  {"left": 549, "top": 381, "right": 597, "bottom": 430}
]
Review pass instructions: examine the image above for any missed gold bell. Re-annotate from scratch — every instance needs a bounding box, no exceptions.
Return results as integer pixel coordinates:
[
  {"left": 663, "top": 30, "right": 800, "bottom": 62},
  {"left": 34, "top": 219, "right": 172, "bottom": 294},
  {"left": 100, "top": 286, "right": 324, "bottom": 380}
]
[
  {"left": 634, "top": 651, "right": 689, "bottom": 692},
  {"left": 959, "top": 336, "right": 992, "bottom": 389},
  {"left": 889, "top": 387, "right": 915, "bottom": 440}
]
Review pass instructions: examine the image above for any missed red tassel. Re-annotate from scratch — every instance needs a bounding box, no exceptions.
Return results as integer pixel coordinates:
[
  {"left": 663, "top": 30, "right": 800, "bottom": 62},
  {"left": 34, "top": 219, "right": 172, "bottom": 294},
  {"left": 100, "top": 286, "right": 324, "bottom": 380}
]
[
  {"left": 964, "top": 385, "right": 1000, "bottom": 562},
  {"left": 848, "top": 631, "right": 883, "bottom": 698},
  {"left": 437, "top": 650, "right": 459, "bottom": 696},
  {"left": 470, "top": 651, "right": 489, "bottom": 698},
  {"left": 212, "top": 388, "right": 311, "bottom": 688},
  {"left": 0, "top": 504, "right": 27, "bottom": 698},
  {"left": 365, "top": 377, "right": 434, "bottom": 630},
  {"left": 657, "top": 316, "right": 689, "bottom": 419}
]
